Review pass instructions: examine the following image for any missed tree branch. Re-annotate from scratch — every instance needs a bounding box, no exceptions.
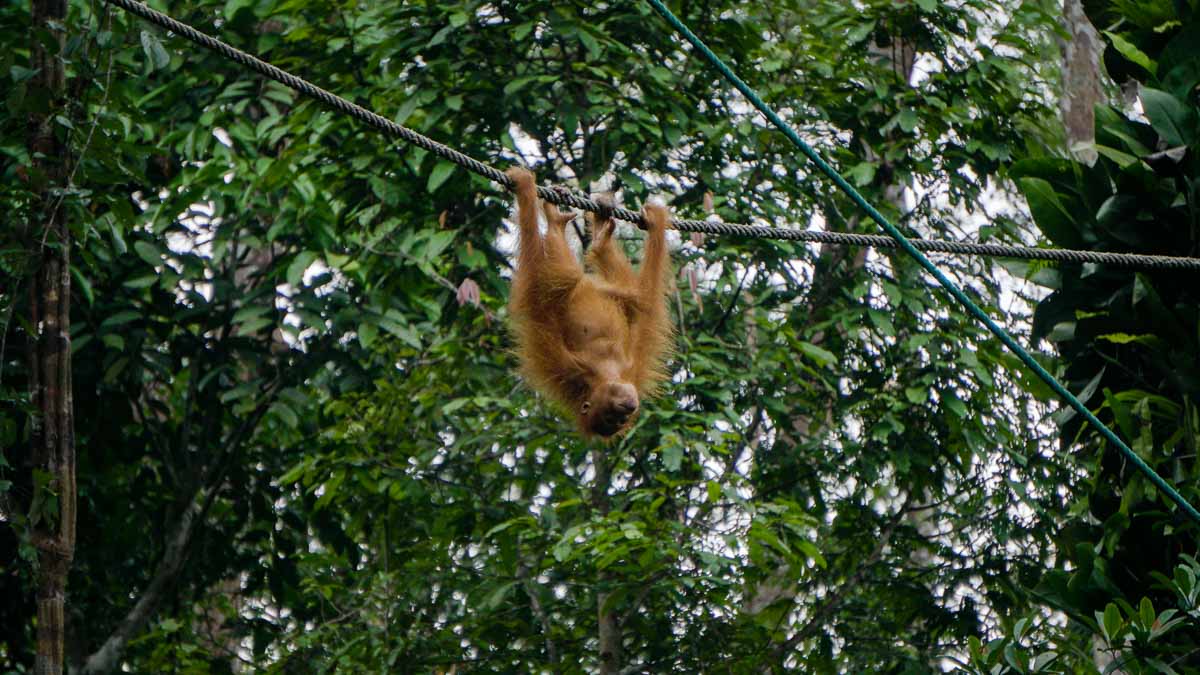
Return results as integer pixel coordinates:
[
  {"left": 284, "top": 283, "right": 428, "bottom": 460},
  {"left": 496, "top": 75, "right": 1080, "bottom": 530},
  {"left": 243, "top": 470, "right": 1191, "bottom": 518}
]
[
  {"left": 769, "top": 498, "right": 910, "bottom": 662},
  {"left": 81, "top": 396, "right": 275, "bottom": 674},
  {"left": 517, "top": 556, "right": 560, "bottom": 674},
  {"left": 590, "top": 444, "right": 621, "bottom": 675}
]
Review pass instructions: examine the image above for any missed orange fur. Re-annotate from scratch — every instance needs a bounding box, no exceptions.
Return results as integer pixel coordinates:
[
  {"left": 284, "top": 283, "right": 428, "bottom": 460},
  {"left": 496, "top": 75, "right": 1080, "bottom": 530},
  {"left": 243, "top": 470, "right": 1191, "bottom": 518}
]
[{"left": 506, "top": 167, "right": 674, "bottom": 437}]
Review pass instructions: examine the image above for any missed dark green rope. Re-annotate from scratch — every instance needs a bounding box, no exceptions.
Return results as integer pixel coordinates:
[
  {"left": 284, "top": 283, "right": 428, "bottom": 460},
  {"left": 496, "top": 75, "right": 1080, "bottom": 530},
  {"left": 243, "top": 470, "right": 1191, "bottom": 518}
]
[{"left": 645, "top": 0, "right": 1200, "bottom": 523}]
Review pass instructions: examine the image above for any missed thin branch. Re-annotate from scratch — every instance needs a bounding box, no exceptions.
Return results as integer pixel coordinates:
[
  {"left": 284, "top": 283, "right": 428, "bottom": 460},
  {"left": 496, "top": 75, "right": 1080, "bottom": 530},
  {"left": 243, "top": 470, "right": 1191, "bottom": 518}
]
[
  {"left": 712, "top": 268, "right": 749, "bottom": 335},
  {"left": 517, "top": 557, "right": 561, "bottom": 674},
  {"left": 769, "top": 497, "right": 911, "bottom": 661},
  {"left": 81, "top": 392, "right": 276, "bottom": 674}
]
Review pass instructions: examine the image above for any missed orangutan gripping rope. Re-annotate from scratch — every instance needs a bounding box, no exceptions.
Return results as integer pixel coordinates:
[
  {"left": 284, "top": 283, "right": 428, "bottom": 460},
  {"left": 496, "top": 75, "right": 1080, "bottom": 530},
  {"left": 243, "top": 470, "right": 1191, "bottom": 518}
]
[{"left": 506, "top": 167, "right": 673, "bottom": 437}]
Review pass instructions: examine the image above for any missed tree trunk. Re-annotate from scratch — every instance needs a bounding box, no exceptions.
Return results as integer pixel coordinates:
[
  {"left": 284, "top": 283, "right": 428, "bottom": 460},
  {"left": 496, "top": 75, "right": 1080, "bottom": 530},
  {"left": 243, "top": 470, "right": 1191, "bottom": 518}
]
[
  {"left": 1059, "top": 0, "right": 1104, "bottom": 164},
  {"left": 26, "top": 1, "right": 76, "bottom": 673},
  {"left": 590, "top": 447, "right": 621, "bottom": 674}
]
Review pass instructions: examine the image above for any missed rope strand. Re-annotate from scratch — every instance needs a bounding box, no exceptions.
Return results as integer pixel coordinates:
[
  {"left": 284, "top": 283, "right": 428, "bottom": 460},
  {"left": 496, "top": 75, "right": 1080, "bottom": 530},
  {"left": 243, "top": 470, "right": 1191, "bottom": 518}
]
[{"left": 106, "top": 0, "right": 1200, "bottom": 271}]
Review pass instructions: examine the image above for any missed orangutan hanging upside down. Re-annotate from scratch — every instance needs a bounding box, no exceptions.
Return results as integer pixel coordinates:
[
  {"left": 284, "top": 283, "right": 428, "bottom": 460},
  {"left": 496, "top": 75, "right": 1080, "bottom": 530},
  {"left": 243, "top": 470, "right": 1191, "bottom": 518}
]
[{"left": 506, "top": 167, "right": 673, "bottom": 437}]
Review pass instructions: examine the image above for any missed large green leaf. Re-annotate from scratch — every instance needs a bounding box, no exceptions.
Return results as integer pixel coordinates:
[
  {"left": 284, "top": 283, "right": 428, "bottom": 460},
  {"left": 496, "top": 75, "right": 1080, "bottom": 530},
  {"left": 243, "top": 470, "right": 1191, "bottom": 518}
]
[
  {"left": 1140, "top": 87, "right": 1197, "bottom": 147},
  {"left": 1017, "top": 177, "right": 1086, "bottom": 248}
]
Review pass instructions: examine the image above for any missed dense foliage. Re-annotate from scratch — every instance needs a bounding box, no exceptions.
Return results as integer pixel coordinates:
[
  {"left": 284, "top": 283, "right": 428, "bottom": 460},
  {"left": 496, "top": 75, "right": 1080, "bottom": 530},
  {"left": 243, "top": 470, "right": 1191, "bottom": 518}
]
[
  {"left": 970, "top": 2, "right": 1200, "bottom": 671},
  {"left": 3, "top": 0, "right": 1194, "bottom": 672}
]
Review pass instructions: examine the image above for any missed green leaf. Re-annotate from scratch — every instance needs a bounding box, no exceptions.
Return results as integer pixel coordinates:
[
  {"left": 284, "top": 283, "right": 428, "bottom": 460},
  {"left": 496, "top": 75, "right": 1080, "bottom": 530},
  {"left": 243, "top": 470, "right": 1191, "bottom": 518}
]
[
  {"left": 797, "top": 341, "right": 836, "bottom": 368},
  {"left": 579, "top": 29, "right": 602, "bottom": 58},
  {"left": 867, "top": 309, "right": 896, "bottom": 337},
  {"left": 101, "top": 334, "right": 125, "bottom": 351},
  {"left": 914, "top": 0, "right": 937, "bottom": 11},
  {"left": 1097, "top": 333, "right": 1159, "bottom": 346},
  {"left": 484, "top": 518, "right": 529, "bottom": 539},
  {"left": 1075, "top": 368, "right": 1105, "bottom": 406},
  {"left": 427, "top": 161, "right": 456, "bottom": 193},
  {"left": 512, "top": 22, "right": 535, "bottom": 41},
  {"left": 107, "top": 220, "right": 128, "bottom": 254},
  {"left": 427, "top": 25, "right": 454, "bottom": 47},
  {"left": 662, "top": 445, "right": 682, "bottom": 472},
  {"left": 553, "top": 538, "right": 572, "bottom": 562},
  {"left": 503, "top": 75, "right": 540, "bottom": 97},
  {"left": 123, "top": 275, "right": 158, "bottom": 289},
  {"left": 749, "top": 524, "right": 790, "bottom": 556},
  {"left": 846, "top": 161, "right": 877, "bottom": 187},
  {"left": 1139, "top": 597, "right": 1155, "bottom": 628},
  {"left": 103, "top": 357, "right": 128, "bottom": 383},
  {"left": 1093, "top": 143, "right": 1140, "bottom": 168},
  {"left": 795, "top": 540, "right": 826, "bottom": 567},
  {"left": 847, "top": 21, "right": 875, "bottom": 44},
  {"left": 441, "top": 398, "right": 470, "bottom": 415},
  {"left": 1102, "top": 603, "right": 1123, "bottom": 643},
  {"left": 1144, "top": 659, "right": 1180, "bottom": 675},
  {"left": 139, "top": 31, "right": 170, "bottom": 71},
  {"left": 898, "top": 109, "right": 919, "bottom": 133},
  {"left": 394, "top": 96, "right": 421, "bottom": 125},
  {"left": 967, "top": 636, "right": 983, "bottom": 659},
  {"left": 944, "top": 395, "right": 967, "bottom": 418},
  {"left": 1003, "top": 644, "right": 1026, "bottom": 671},
  {"left": 706, "top": 481, "right": 721, "bottom": 503},
  {"left": 358, "top": 321, "right": 378, "bottom": 349},
  {"left": 270, "top": 401, "right": 299, "bottom": 429},
  {"left": 71, "top": 266, "right": 94, "bottom": 307},
  {"left": 380, "top": 318, "right": 421, "bottom": 350},
  {"left": 315, "top": 472, "right": 344, "bottom": 509},
  {"left": 1140, "top": 87, "right": 1196, "bottom": 147},
  {"left": 1030, "top": 651, "right": 1057, "bottom": 672},
  {"left": 237, "top": 317, "right": 273, "bottom": 335},
  {"left": 1104, "top": 31, "right": 1157, "bottom": 75},
  {"left": 482, "top": 581, "right": 517, "bottom": 610},
  {"left": 1048, "top": 321, "right": 1075, "bottom": 342},
  {"left": 133, "top": 240, "right": 162, "bottom": 267},
  {"left": 421, "top": 230, "right": 457, "bottom": 261},
  {"left": 223, "top": 0, "right": 255, "bottom": 20},
  {"left": 1133, "top": 273, "right": 1163, "bottom": 308},
  {"left": 1017, "top": 177, "right": 1085, "bottom": 248},
  {"left": 232, "top": 305, "right": 270, "bottom": 325},
  {"left": 278, "top": 460, "right": 310, "bottom": 485},
  {"left": 287, "top": 251, "right": 318, "bottom": 287},
  {"left": 101, "top": 310, "right": 141, "bottom": 329},
  {"left": 1103, "top": 388, "right": 1135, "bottom": 440}
]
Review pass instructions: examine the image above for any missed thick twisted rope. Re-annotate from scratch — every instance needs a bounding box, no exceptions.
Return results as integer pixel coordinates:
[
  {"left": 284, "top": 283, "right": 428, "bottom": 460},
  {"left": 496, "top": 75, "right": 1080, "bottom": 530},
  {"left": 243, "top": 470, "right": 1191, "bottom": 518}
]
[{"left": 106, "top": 0, "right": 1200, "bottom": 271}]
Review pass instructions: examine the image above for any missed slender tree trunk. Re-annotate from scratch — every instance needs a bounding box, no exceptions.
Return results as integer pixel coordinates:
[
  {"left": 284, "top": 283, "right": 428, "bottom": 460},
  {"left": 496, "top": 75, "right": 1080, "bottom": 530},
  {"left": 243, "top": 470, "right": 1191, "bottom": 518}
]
[
  {"left": 26, "top": 1, "right": 76, "bottom": 673},
  {"left": 1059, "top": 0, "right": 1104, "bottom": 164},
  {"left": 590, "top": 447, "right": 621, "bottom": 674}
]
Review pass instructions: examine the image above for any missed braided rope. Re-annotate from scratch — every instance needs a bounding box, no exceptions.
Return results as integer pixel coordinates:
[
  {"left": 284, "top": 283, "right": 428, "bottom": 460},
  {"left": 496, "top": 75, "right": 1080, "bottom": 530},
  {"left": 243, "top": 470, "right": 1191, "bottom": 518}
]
[{"left": 106, "top": 0, "right": 1200, "bottom": 271}]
